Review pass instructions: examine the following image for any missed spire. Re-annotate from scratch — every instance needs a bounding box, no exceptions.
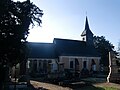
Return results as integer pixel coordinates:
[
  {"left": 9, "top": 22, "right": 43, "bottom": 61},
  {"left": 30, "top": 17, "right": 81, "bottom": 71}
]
[
  {"left": 85, "top": 16, "right": 90, "bottom": 30},
  {"left": 81, "top": 16, "right": 93, "bottom": 36},
  {"left": 81, "top": 16, "right": 94, "bottom": 45}
]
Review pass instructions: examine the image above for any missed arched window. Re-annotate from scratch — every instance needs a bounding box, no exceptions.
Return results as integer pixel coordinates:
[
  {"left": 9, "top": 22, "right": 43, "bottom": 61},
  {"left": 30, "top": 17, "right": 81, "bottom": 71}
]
[
  {"left": 91, "top": 59, "right": 96, "bottom": 71},
  {"left": 83, "top": 61, "right": 87, "bottom": 68},
  {"left": 75, "top": 58, "right": 79, "bottom": 65},
  {"left": 70, "top": 61, "right": 73, "bottom": 68},
  {"left": 75, "top": 58, "right": 79, "bottom": 70}
]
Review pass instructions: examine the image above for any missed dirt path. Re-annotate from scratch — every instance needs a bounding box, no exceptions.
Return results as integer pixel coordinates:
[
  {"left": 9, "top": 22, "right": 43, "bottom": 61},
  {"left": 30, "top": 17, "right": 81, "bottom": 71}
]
[{"left": 30, "top": 81, "right": 72, "bottom": 90}]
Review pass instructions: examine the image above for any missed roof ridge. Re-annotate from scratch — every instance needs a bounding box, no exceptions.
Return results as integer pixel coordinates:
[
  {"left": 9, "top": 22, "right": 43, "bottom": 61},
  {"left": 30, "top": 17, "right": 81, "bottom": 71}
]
[
  {"left": 54, "top": 38, "right": 85, "bottom": 42},
  {"left": 28, "top": 42, "right": 53, "bottom": 44}
]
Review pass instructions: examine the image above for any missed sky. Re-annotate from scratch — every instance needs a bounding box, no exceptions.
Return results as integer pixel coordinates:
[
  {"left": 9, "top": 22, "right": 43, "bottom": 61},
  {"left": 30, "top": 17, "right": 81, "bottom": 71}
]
[{"left": 14, "top": 0, "right": 120, "bottom": 50}]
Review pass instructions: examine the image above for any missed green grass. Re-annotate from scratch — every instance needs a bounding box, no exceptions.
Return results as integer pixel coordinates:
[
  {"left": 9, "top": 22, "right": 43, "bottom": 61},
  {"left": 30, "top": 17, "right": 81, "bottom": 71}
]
[
  {"left": 80, "top": 86, "right": 119, "bottom": 90},
  {"left": 93, "top": 86, "right": 118, "bottom": 90},
  {"left": 103, "top": 87, "right": 118, "bottom": 90}
]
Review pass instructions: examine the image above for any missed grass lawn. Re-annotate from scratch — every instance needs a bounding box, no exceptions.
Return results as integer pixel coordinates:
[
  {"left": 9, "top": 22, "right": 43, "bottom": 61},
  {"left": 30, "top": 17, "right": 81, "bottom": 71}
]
[
  {"left": 103, "top": 87, "right": 118, "bottom": 90},
  {"left": 31, "top": 78, "right": 120, "bottom": 90},
  {"left": 80, "top": 78, "right": 120, "bottom": 90},
  {"left": 81, "top": 86, "right": 119, "bottom": 90}
]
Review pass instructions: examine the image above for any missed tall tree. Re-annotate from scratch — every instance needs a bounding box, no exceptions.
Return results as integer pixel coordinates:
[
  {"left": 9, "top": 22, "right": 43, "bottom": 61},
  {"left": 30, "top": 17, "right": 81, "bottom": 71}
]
[
  {"left": 0, "top": 0, "right": 43, "bottom": 89},
  {"left": 118, "top": 41, "right": 120, "bottom": 52},
  {"left": 93, "top": 36, "right": 115, "bottom": 66},
  {"left": 114, "top": 41, "right": 120, "bottom": 74}
]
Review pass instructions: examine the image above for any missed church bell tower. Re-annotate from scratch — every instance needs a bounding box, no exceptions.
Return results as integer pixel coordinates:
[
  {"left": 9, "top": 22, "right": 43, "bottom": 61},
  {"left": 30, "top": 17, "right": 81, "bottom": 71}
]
[{"left": 81, "top": 16, "right": 94, "bottom": 46}]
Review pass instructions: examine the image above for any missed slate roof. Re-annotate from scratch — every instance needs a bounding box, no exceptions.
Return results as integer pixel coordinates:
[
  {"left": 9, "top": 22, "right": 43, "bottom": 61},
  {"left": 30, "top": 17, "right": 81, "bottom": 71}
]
[
  {"left": 28, "top": 42, "right": 57, "bottom": 59},
  {"left": 54, "top": 38, "right": 100, "bottom": 57},
  {"left": 28, "top": 38, "right": 100, "bottom": 59}
]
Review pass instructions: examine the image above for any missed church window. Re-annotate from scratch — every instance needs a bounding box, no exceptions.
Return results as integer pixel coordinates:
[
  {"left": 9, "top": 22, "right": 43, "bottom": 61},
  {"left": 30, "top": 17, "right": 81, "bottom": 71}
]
[
  {"left": 70, "top": 61, "right": 74, "bottom": 68},
  {"left": 83, "top": 61, "right": 87, "bottom": 68},
  {"left": 83, "top": 38, "right": 85, "bottom": 41}
]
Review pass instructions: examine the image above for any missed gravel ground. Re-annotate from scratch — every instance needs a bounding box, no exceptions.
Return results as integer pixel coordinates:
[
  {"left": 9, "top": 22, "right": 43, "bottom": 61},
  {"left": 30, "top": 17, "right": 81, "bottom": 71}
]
[{"left": 30, "top": 80, "right": 72, "bottom": 90}]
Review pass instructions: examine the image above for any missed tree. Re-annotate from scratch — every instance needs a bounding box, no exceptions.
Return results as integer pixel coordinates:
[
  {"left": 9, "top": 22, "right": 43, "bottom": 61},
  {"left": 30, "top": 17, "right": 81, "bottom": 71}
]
[
  {"left": 0, "top": 0, "right": 43, "bottom": 89},
  {"left": 93, "top": 36, "right": 115, "bottom": 66},
  {"left": 118, "top": 41, "right": 120, "bottom": 52},
  {"left": 117, "top": 41, "right": 120, "bottom": 63}
]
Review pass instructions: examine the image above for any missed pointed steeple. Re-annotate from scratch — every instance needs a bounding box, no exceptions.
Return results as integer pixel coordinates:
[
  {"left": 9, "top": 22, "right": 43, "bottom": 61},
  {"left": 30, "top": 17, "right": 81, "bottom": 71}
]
[
  {"left": 81, "top": 16, "right": 94, "bottom": 46},
  {"left": 85, "top": 16, "right": 90, "bottom": 30},
  {"left": 81, "top": 16, "right": 93, "bottom": 36}
]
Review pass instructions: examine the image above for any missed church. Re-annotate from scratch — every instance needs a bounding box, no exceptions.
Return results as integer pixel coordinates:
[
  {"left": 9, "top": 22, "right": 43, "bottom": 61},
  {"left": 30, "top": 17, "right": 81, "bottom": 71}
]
[{"left": 27, "top": 17, "right": 101, "bottom": 77}]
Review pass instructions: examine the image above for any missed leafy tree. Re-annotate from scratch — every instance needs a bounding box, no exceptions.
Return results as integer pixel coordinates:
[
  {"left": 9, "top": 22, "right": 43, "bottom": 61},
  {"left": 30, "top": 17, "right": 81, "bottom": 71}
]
[
  {"left": 118, "top": 41, "right": 120, "bottom": 52},
  {"left": 0, "top": 0, "right": 43, "bottom": 89},
  {"left": 116, "top": 41, "right": 120, "bottom": 66},
  {"left": 93, "top": 36, "right": 115, "bottom": 66}
]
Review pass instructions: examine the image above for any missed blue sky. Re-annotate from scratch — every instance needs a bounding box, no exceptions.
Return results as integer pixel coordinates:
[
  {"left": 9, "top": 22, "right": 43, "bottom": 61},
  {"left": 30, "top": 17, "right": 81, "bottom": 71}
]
[{"left": 14, "top": 0, "right": 120, "bottom": 50}]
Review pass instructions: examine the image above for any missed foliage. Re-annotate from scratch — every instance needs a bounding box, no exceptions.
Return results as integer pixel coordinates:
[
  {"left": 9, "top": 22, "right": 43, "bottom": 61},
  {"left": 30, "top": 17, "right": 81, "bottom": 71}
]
[
  {"left": 118, "top": 41, "right": 120, "bottom": 51},
  {"left": 0, "top": 0, "right": 43, "bottom": 89},
  {"left": 103, "top": 87, "right": 118, "bottom": 90},
  {"left": 0, "top": 0, "right": 43, "bottom": 66},
  {"left": 118, "top": 41, "right": 120, "bottom": 57},
  {"left": 116, "top": 59, "right": 120, "bottom": 66},
  {"left": 93, "top": 36, "right": 115, "bottom": 66}
]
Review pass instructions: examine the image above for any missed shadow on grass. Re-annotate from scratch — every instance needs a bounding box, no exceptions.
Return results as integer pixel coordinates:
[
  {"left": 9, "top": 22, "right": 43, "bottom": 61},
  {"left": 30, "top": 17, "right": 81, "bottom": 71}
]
[
  {"left": 29, "top": 82, "right": 103, "bottom": 90},
  {"left": 30, "top": 78, "right": 105, "bottom": 90},
  {"left": 60, "top": 81, "right": 105, "bottom": 90},
  {"left": 76, "top": 85, "right": 104, "bottom": 90},
  {"left": 30, "top": 77, "right": 107, "bottom": 90}
]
